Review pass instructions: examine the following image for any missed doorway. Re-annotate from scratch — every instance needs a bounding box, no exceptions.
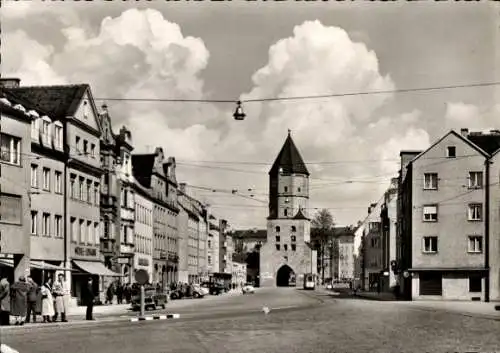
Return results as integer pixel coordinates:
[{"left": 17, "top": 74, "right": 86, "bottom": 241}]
[{"left": 276, "top": 265, "right": 295, "bottom": 287}]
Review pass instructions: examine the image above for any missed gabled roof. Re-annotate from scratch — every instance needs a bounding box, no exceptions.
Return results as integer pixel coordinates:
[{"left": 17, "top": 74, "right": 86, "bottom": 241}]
[
  {"left": 467, "top": 133, "right": 500, "bottom": 155},
  {"left": 269, "top": 131, "right": 309, "bottom": 176},
  {"left": 411, "top": 130, "right": 489, "bottom": 164},
  {"left": 7, "top": 84, "right": 89, "bottom": 119},
  {"left": 132, "top": 154, "right": 156, "bottom": 188}
]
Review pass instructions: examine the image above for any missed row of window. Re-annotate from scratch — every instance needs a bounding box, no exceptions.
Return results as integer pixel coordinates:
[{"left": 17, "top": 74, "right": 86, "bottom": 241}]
[
  {"left": 276, "top": 244, "right": 297, "bottom": 251},
  {"left": 135, "top": 204, "right": 153, "bottom": 225},
  {"left": 134, "top": 233, "right": 152, "bottom": 255},
  {"left": 422, "top": 235, "right": 483, "bottom": 253},
  {"left": 30, "top": 211, "right": 63, "bottom": 238},
  {"left": 423, "top": 171, "right": 483, "bottom": 190},
  {"left": 423, "top": 204, "right": 482, "bottom": 222},
  {"left": 70, "top": 217, "right": 100, "bottom": 245},
  {"left": 31, "top": 165, "right": 63, "bottom": 193},
  {"left": 75, "top": 135, "right": 98, "bottom": 159},
  {"left": 154, "top": 233, "right": 167, "bottom": 251},
  {"left": 188, "top": 255, "right": 199, "bottom": 266},
  {"left": 121, "top": 225, "right": 133, "bottom": 244},
  {"left": 121, "top": 188, "right": 135, "bottom": 209},
  {"left": 275, "top": 226, "right": 297, "bottom": 233},
  {"left": 282, "top": 186, "right": 303, "bottom": 193},
  {"left": 276, "top": 235, "right": 297, "bottom": 243},
  {"left": 31, "top": 118, "right": 63, "bottom": 150},
  {"left": 70, "top": 173, "right": 100, "bottom": 205}
]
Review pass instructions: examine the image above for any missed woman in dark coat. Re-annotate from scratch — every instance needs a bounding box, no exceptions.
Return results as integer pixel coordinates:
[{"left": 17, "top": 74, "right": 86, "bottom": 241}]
[{"left": 10, "top": 276, "right": 30, "bottom": 325}]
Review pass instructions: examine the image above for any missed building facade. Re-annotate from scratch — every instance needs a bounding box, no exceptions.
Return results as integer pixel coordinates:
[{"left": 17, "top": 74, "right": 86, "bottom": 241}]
[
  {"left": 133, "top": 180, "right": 154, "bottom": 282},
  {"left": 132, "top": 148, "right": 180, "bottom": 289},
  {"left": 380, "top": 178, "right": 398, "bottom": 292},
  {"left": 207, "top": 213, "right": 220, "bottom": 274},
  {"left": 260, "top": 131, "right": 316, "bottom": 287},
  {"left": 401, "top": 130, "right": 490, "bottom": 301},
  {"left": 336, "top": 227, "right": 355, "bottom": 282},
  {"left": 232, "top": 260, "right": 247, "bottom": 288},
  {"left": 0, "top": 88, "right": 33, "bottom": 282},
  {"left": 9, "top": 84, "right": 118, "bottom": 302}
]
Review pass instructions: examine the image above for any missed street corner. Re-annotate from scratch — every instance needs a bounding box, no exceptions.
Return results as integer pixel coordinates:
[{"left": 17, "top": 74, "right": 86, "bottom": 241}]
[
  {"left": 0, "top": 344, "right": 19, "bottom": 353},
  {"left": 130, "top": 314, "right": 180, "bottom": 322}
]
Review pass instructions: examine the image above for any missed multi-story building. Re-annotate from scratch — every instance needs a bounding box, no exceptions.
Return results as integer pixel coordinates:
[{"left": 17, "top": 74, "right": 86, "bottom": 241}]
[
  {"left": 0, "top": 84, "right": 33, "bottom": 282},
  {"left": 177, "top": 199, "right": 189, "bottom": 284},
  {"left": 162, "top": 157, "right": 180, "bottom": 284},
  {"left": 133, "top": 179, "right": 154, "bottom": 281},
  {"left": 398, "top": 129, "right": 495, "bottom": 301},
  {"left": 132, "top": 148, "right": 179, "bottom": 290},
  {"left": 380, "top": 178, "right": 398, "bottom": 292},
  {"left": 219, "top": 219, "right": 231, "bottom": 275},
  {"left": 207, "top": 212, "right": 221, "bottom": 274},
  {"left": 99, "top": 105, "right": 135, "bottom": 284},
  {"left": 197, "top": 207, "right": 208, "bottom": 282},
  {"left": 260, "top": 131, "right": 316, "bottom": 287},
  {"left": 9, "top": 83, "right": 114, "bottom": 302},
  {"left": 336, "top": 227, "right": 355, "bottom": 281},
  {"left": 232, "top": 260, "right": 247, "bottom": 288}
]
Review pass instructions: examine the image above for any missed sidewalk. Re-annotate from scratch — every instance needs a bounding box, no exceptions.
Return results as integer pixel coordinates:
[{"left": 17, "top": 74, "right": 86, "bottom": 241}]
[
  {"left": 402, "top": 300, "right": 500, "bottom": 320},
  {"left": 354, "top": 291, "right": 398, "bottom": 301}
]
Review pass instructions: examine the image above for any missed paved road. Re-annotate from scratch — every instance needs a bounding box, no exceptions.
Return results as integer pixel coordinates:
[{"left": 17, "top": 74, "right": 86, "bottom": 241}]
[{"left": 2, "top": 288, "right": 500, "bottom": 353}]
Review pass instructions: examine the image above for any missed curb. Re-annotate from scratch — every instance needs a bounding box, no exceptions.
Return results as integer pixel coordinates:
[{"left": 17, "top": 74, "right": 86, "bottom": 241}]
[
  {"left": 130, "top": 314, "right": 180, "bottom": 322},
  {"left": 355, "top": 293, "right": 398, "bottom": 301},
  {"left": 404, "top": 304, "right": 500, "bottom": 322}
]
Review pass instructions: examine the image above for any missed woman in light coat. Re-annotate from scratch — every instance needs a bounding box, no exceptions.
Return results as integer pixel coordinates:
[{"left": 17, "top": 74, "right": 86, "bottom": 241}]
[{"left": 40, "top": 278, "right": 54, "bottom": 323}]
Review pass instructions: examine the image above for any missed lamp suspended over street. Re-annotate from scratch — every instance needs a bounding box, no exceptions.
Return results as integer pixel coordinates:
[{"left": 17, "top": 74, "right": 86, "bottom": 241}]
[{"left": 233, "top": 100, "right": 246, "bottom": 121}]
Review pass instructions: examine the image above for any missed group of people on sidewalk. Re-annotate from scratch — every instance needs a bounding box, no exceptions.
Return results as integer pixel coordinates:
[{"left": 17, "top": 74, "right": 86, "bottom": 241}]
[{"left": 0, "top": 273, "right": 74, "bottom": 325}]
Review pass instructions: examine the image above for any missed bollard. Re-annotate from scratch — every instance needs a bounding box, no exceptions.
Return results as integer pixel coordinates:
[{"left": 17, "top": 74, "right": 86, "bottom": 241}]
[{"left": 139, "top": 284, "right": 145, "bottom": 319}]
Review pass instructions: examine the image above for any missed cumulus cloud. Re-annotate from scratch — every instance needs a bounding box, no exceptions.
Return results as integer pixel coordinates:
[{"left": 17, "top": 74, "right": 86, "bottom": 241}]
[
  {"left": 444, "top": 102, "right": 500, "bottom": 132},
  {"left": 2, "top": 11, "right": 435, "bottom": 228}
]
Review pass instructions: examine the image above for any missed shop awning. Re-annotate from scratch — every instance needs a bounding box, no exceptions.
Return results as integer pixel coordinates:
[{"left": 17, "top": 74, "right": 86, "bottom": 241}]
[
  {"left": 30, "top": 260, "right": 74, "bottom": 272},
  {"left": 73, "top": 260, "right": 122, "bottom": 277},
  {"left": 0, "top": 259, "right": 74, "bottom": 271}
]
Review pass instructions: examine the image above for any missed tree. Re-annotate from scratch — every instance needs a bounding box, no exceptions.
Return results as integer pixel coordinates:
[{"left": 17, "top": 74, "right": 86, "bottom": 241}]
[{"left": 312, "top": 209, "right": 335, "bottom": 284}]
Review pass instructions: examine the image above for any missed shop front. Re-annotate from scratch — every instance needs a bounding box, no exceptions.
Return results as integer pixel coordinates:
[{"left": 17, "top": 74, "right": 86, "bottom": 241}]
[{"left": 71, "top": 244, "right": 121, "bottom": 305}]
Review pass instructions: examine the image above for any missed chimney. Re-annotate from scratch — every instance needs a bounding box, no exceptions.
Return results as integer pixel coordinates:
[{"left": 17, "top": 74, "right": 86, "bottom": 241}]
[
  {"left": 179, "top": 183, "right": 186, "bottom": 193},
  {"left": 460, "top": 128, "right": 469, "bottom": 137},
  {"left": 0, "top": 78, "right": 21, "bottom": 88}
]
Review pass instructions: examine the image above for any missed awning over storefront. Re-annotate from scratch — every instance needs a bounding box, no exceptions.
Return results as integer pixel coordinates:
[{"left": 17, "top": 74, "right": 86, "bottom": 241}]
[
  {"left": 30, "top": 260, "right": 73, "bottom": 272},
  {"left": 73, "top": 260, "right": 122, "bottom": 277},
  {"left": 0, "top": 259, "right": 73, "bottom": 271}
]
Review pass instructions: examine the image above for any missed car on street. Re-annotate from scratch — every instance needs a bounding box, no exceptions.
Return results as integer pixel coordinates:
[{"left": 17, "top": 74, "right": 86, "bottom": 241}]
[
  {"left": 130, "top": 286, "right": 168, "bottom": 311},
  {"left": 170, "top": 284, "right": 206, "bottom": 299},
  {"left": 242, "top": 283, "right": 255, "bottom": 294}
]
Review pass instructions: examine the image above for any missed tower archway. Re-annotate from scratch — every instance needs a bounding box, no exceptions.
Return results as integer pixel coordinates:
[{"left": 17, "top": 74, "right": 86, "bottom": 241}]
[{"left": 276, "top": 265, "right": 295, "bottom": 287}]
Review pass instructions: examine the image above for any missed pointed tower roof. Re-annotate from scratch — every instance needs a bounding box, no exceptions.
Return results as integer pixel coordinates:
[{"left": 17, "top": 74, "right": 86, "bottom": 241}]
[{"left": 269, "top": 130, "right": 309, "bottom": 176}]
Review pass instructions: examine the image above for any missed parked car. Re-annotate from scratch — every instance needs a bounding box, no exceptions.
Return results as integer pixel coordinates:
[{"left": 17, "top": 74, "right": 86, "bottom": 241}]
[
  {"left": 131, "top": 286, "right": 168, "bottom": 311},
  {"left": 170, "top": 284, "right": 205, "bottom": 300},
  {"left": 193, "top": 284, "right": 209, "bottom": 296},
  {"left": 242, "top": 283, "right": 255, "bottom": 294},
  {"left": 201, "top": 281, "right": 225, "bottom": 296}
]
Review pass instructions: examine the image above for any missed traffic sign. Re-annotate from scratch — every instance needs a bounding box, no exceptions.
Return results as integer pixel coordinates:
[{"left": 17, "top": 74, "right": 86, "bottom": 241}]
[{"left": 135, "top": 269, "right": 149, "bottom": 285}]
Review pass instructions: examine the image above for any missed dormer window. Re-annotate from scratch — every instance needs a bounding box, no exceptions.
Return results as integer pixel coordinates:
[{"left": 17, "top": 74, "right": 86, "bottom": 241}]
[{"left": 446, "top": 146, "right": 456, "bottom": 158}]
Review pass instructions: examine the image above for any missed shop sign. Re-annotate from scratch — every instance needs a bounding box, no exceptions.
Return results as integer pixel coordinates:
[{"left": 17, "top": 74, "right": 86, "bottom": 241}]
[
  {"left": 138, "top": 258, "right": 149, "bottom": 267},
  {"left": 74, "top": 246, "right": 97, "bottom": 257}
]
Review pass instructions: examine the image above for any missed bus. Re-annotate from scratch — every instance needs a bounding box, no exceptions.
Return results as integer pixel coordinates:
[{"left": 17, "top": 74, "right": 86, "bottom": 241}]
[{"left": 303, "top": 273, "right": 316, "bottom": 290}]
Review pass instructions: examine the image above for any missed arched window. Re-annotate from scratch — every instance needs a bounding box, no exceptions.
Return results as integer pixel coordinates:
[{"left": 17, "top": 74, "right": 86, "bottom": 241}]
[{"left": 275, "top": 226, "right": 280, "bottom": 233}]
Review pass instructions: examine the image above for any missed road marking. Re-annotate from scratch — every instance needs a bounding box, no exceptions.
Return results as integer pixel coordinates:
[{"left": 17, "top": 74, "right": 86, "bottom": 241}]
[
  {"left": 1, "top": 344, "right": 20, "bottom": 353},
  {"left": 130, "top": 314, "right": 180, "bottom": 322}
]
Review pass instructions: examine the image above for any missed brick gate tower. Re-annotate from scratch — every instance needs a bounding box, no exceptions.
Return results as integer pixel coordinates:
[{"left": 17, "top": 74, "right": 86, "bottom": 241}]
[{"left": 259, "top": 130, "right": 317, "bottom": 287}]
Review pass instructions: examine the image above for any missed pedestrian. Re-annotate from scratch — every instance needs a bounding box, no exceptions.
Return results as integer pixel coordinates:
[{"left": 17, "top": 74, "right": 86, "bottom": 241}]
[
  {"left": 82, "top": 277, "right": 95, "bottom": 320},
  {"left": 25, "top": 276, "right": 38, "bottom": 323},
  {"left": 116, "top": 283, "right": 123, "bottom": 304},
  {"left": 53, "top": 273, "right": 69, "bottom": 322},
  {"left": 10, "top": 276, "right": 30, "bottom": 325},
  {"left": 40, "top": 278, "right": 55, "bottom": 323},
  {"left": 0, "top": 276, "right": 11, "bottom": 326},
  {"left": 106, "top": 283, "right": 113, "bottom": 305}
]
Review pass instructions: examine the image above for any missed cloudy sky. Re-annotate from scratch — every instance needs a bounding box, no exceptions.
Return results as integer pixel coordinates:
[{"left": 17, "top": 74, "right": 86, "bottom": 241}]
[{"left": 2, "top": 1, "right": 499, "bottom": 229}]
